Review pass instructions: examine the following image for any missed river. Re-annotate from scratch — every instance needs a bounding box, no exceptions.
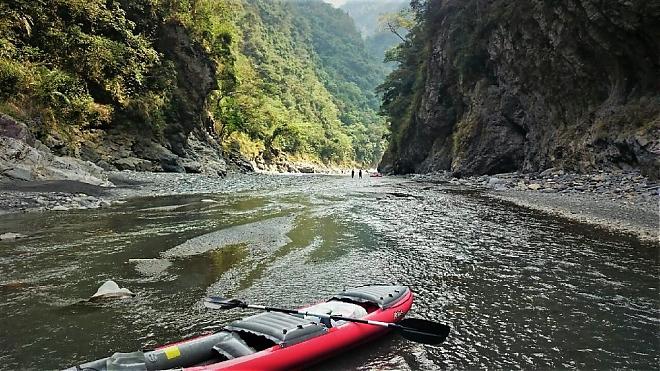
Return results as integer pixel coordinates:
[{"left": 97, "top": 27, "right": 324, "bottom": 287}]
[{"left": 0, "top": 174, "right": 657, "bottom": 369}]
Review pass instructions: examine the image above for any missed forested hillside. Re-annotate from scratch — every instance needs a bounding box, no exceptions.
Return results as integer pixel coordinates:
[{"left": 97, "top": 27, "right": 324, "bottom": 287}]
[
  {"left": 340, "top": 0, "right": 407, "bottom": 70},
  {"left": 291, "top": 0, "right": 388, "bottom": 165},
  {"left": 0, "top": 0, "right": 388, "bottom": 174},
  {"left": 379, "top": 0, "right": 659, "bottom": 178}
]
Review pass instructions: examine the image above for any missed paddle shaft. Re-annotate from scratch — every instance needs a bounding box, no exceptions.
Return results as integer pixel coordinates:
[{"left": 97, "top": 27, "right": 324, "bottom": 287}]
[{"left": 245, "top": 303, "right": 402, "bottom": 330}]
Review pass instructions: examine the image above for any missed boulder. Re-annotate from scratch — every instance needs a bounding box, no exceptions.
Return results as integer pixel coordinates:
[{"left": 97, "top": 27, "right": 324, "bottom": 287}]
[
  {"left": 487, "top": 177, "right": 506, "bottom": 187},
  {"left": 226, "top": 149, "right": 254, "bottom": 173},
  {"left": 182, "top": 160, "right": 202, "bottom": 173},
  {"left": 184, "top": 133, "right": 229, "bottom": 176},
  {"left": 0, "top": 114, "right": 34, "bottom": 144},
  {"left": 114, "top": 157, "right": 154, "bottom": 172},
  {"left": 133, "top": 141, "right": 184, "bottom": 172},
  {"left": 0, "top": 136, "right": 113, "bottom": 186},
  {"left": 160, "top": 156, "right": 185, "bottom": 173},
  {"left": 89, "top": 280, "right": 135, "bottom": 302},
  {"left": 2, "top": 166, "right": 35, "bottom": 181},
  {"left": 527, "top": 183, "right": 542, "bottom": 190}
]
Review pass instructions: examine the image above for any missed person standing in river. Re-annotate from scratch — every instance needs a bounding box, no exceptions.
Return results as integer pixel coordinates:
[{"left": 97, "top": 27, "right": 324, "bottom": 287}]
[
  {"left": 351, "top": 169, "right": 355, "bottom": 178},
  {"left": 359, "top": 169, "right": 362, "bottom": 178}
]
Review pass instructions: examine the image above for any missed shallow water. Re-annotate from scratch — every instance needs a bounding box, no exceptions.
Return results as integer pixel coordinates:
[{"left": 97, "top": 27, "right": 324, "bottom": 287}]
[{"left": 0, "top": 174, "right": 657, "bottom": 370}]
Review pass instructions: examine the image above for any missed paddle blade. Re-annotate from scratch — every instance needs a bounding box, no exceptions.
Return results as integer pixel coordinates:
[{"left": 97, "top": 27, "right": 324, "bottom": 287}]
[
  {"left": 397, "top": 318, "right": 451, "bottom": 345},
  {"left": 204, "top": 297, "right": 245, "bottom": 310}
]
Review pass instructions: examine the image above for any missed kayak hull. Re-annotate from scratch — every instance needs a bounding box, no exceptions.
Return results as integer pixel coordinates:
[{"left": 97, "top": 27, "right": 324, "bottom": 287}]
[
  {"left": 187, "top": 289, "right": 413, "bottom": 371},
  {"left": 65, "top": 286, "right": 414, "bottom": 371}
]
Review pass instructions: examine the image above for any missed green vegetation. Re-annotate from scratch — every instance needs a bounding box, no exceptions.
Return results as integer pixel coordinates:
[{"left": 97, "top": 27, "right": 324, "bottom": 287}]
[
  {"left": 290, "top": 0, "right": 388, "bottom": 165},
  {"left": 0, "top": 0, "right": 390, "bottom": 167},
  {"left": 377, "top": 1, "right": 429, "bottom": 155},
  {"left": 340, "top": 0, "right": 408, "bottom": 72},
  {"left": 0, "top": 0, "right": 166, "bottom": 137}
]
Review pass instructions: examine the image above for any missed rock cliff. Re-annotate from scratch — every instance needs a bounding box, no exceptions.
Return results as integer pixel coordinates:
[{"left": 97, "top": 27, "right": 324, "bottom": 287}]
[
  {"left": 75, "top": 20, "right": 226, "bottom": 176},
  {"left": 379, "top": 0, "right": 659, "bottom": 179}
]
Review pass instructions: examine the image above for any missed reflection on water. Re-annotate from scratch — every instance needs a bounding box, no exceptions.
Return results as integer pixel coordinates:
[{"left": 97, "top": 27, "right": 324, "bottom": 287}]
[{"left": 0, "top": 174, "right": 657, "bottom": 370}]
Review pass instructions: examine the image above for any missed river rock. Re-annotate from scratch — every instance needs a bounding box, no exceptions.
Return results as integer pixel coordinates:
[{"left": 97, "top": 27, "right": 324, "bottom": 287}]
[
  {"left": 0, "top": 232, "right": 27, "bottom": 241},
  {"left": 182, "top": 160, "right": 202, "bottom": 173},
  {"left": 2, "top": 165, "right": 35, "bottom": 181},
  {"left": 487, "top": 177, "right": 509, "bottom": 189},
  {"left": 528, "top": 183, "right": 542, "bottom": 190},
  {"left": 298, "top": 165, "right": 315, "bottom": 174},
  {"left": 89, "top": 280, "right": 135, "bottom": 301},
  {"left": 114, "top": 157, "right": 154, "bottom": 172}
]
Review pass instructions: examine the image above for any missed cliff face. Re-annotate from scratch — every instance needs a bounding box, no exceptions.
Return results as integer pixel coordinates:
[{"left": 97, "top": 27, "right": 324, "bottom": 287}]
[
  {"left": 379, "top": 0, "right": 660, "bottom": 178},
  {"left": 76, "top": 20, "right": 225, "bottom": 175},
  {"left": 157, "top": 21, "right": 217, "bottom": 157}
]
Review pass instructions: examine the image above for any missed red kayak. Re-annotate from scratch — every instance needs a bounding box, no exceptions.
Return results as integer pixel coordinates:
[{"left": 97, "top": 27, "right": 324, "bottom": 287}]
[{"left": 67, "top": 285, "right": 413, "bottom": 371}]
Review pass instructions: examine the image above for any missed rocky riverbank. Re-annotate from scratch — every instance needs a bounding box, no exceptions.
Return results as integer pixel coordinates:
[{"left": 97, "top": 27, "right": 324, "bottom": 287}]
[
  {"left": 413, "top": 169, "right": 659, "bottom": 243},
  {"left": 0, "top": 169, "right": 351, "bottom": 215},
  {"left": 0, "top": 172, "right": 231, "bottom": 215},
  {"left": 0, "top": 113, "right": 355, "bottom": 216}
]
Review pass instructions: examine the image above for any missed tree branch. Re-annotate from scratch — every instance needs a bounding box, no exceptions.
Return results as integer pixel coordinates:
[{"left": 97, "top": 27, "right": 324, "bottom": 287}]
[{"left": 387, "top": 22, "right": 406, "bottom": 43}]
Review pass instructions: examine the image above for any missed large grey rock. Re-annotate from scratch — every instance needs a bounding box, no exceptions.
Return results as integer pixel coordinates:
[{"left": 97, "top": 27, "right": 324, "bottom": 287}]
[
  {"left": 0, "top": 114, "right": 34, "bottom": 144},
  {"left": 181, "top": 160, "right": 202, "bottom": 173},
  {"left": 0, "top": 136, "right": 113, "bottom": 186},
  {"left": 298, "top": 165, "right": 315, "bottom": 174},
  {"left": 134, "top": 142, "right": 184, "bottom": 173},
  {"left": 2, "top": 166, "right": 35, "bottom": 181},
  {"left": 113, "top": 157, "right": 154, "bottom": 172},
  {"left": 226, "top": 149, "right": 253, "bottom": 173},
  {"left": 184, "top": 133, "right": 228, "bottom": 176}
]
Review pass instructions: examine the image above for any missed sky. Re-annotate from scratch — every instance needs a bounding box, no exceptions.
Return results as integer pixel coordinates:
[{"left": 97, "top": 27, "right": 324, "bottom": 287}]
[{"left": 323, "top": 0, "right": 405, "bottom": 8}]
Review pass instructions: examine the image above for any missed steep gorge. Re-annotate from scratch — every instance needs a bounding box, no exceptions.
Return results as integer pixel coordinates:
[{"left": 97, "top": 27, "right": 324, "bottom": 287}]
[
  {"left": 379, "top": 0, "right": 659, "bottom": 178},
  {"left": 0, "top": 0, "right": 388, "bottom": 181}
]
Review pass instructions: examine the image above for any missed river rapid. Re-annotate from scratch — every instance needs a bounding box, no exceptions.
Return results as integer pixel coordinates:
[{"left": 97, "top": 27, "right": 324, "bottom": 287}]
[{"left": 0, "top": 174, "right": 657, "bottom": 370}]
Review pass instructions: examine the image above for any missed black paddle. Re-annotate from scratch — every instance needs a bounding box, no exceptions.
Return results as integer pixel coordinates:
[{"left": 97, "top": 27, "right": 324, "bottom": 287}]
[{"left": 204, "top": 296, "right": 450, "bottom": 345}]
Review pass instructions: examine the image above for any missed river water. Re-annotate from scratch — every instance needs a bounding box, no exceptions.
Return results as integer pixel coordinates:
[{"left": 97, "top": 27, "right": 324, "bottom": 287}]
[{"left": 0, "top": 174, "right": 657, "bottom": 370}]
